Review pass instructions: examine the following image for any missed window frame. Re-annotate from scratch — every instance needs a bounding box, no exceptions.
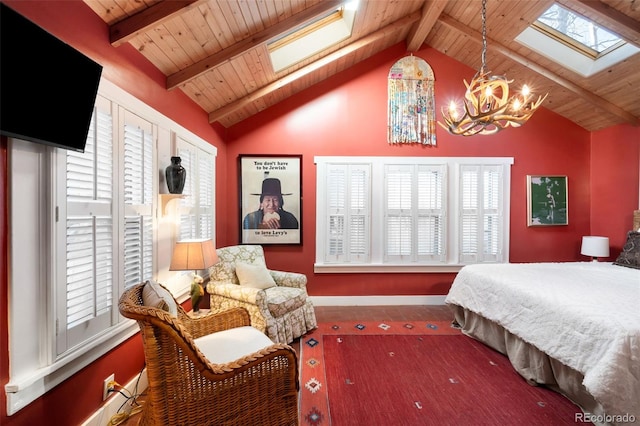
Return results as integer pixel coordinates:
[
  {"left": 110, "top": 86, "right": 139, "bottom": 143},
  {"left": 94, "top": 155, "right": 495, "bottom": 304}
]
[
  {"left": 314, "top": 156, "right": 513, "bottom": 273},
  {"left": 515, "top": 2, "right": 639, "bottom": 78},
  {"left": 5, "top": 78, "right": 217, "bottom": 415}
]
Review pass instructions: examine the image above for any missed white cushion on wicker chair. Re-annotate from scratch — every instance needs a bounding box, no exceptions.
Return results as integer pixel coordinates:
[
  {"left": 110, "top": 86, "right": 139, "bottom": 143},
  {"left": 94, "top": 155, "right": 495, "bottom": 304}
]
[{"left": 194, "top": 326, "right": 275, "bottom": 364}]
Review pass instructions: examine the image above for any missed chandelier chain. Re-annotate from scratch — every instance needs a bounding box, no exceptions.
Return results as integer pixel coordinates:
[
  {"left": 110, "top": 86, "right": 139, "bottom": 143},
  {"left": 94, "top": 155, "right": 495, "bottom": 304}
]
[{"left": 480, "top": 0, "right": 487, "bottom": 74}]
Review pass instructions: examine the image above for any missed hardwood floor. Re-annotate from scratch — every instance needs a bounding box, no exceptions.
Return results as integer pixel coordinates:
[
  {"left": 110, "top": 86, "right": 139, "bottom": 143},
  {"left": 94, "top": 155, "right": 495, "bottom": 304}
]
[
  {"left": 314, "top": 304, "right": 452, "bottom": 322},
  {"left": 117, "top": 304, "right": 454, "bottom": 426}
]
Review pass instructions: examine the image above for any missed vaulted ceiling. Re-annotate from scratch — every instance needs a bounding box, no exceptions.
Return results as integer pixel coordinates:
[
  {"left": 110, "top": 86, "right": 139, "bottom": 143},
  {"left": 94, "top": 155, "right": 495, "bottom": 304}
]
[{"left": 83, "top": 0, "right": 640, "bottom": 132}]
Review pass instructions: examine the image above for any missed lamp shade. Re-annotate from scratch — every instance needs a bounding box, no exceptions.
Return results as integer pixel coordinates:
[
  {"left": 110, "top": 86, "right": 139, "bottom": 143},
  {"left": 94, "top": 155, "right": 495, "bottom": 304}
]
[
  {"left": 580, "top": 236, "right": 610, "bottom": 259},
  {"left": 169, "top": 239, "right": 218, "bottom": 271}
]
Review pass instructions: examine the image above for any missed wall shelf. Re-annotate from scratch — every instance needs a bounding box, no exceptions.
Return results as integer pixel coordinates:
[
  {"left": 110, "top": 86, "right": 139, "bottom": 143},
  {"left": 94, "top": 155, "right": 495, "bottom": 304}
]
[{"left": 159, "top": 194, "right": 185, "bottom": 215}]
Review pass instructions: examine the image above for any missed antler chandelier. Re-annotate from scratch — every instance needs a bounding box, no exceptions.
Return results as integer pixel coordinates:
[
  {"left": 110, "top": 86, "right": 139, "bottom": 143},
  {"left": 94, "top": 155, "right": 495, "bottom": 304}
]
[{"left": 439, "top": 0, "right": 547, "bottom": 136}]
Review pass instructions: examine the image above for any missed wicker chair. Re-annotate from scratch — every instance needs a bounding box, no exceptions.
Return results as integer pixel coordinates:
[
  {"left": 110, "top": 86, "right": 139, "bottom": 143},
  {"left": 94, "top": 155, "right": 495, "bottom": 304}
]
[
  {"left": 118, "top": 281, "right": 299, "bottom": 426},
  {"left": 206, "top": 244, "right": 317, "bottom": 344}
]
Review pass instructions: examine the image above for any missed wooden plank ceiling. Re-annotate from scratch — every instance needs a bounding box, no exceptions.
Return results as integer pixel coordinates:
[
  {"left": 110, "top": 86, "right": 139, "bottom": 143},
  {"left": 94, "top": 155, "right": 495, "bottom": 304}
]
[{"left": 83, "top": 0, "right": 640, "bottom": 131}]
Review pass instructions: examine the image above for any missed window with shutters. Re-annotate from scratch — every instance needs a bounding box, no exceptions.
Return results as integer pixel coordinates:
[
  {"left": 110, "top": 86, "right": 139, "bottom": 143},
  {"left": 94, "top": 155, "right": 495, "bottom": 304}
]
[
  {"left": 460, "top": 165, "right": 503, "bottom": 263},
  {"left": 323, "top": 163, "right": 371, "bottom": 263},
  {"left": 315, "top": 156, "right": 512, "bottom": 272},
  {"left": 385, "top": 164, "right": 446, "bottom": 262},
  {"left": 122, "top": 110, "right": 155, "bottom": 288},
  {"left": 55, "top": 94, "right": 116, "bottom": 353},
  {"left": 7, "top": 79, "right": 217, "bottom": 414},
  {"left": 177, "top": 137, "right": 214, "bottom": 241}
]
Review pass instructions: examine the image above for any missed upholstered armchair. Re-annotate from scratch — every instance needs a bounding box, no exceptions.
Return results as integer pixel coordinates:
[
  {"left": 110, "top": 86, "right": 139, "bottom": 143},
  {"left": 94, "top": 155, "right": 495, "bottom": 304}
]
[
  {"left": 206, "top": 245, "right": 317, "bottom": 344},
  {"left": 119, "top": 281, "right": 299, "bottom": 426}
]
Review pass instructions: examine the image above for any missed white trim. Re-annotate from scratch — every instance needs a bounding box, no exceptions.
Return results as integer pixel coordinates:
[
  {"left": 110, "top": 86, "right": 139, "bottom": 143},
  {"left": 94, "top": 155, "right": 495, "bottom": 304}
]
[
  {"left": 81, "top": 369, "right": 148, "bottom": 426},
  {"left": 516, "top": 27, "right": 640, "bottom": 77},
  {"left": 5, "top": 322, "right": 138, "bottom": 415},
  {"left": 314, "top": 264, "right": 463, "bottom": 273},
  {"left": 314, "top": 156, "right": 514, "bottom": 164},
  {"left": 98, "top": 79, "right": 217, "bottom": 157},
  {"left": 310, "top": 295, "right": 447, "bottom": 306}
]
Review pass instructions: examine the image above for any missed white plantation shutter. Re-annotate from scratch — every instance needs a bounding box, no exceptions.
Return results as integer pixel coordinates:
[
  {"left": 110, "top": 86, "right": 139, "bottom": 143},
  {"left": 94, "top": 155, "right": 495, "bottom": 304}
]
[
  {"left": 122, "top": 110, "right": 154, "bottom": 288},
  {"left": 177, "top": 144, "right": 197, "bottom": 239},
  {"left": 325, "top": 163, "right": 370, "bottom": 263},
  {"left": 460, "top": 167, "right": 479, "bottom": 262},
  {"left": 177, "top": 138, "right": 214, "bottom": 240},
  {"left": 460, "top": 164, "right": 503, "bottom": 263},
  {"left": 349, "top": 166, "right": 369, "bottom": 260},
  {"left": 57, "top": 95, "right": 114, "bottom": 354},
  {"left": 385, "top": 164, "right": 445, "bottom": 262},
  {"left": 482, "top": 166, "right": 501, "bottom": 261},
  {"left": 386, "top": 165, "right": 413, "bottom": 259},
  {"left": 327, "top": 166, "right": 346, "bottom": 260},
  {"left": 417, "top": 165, "right": 445, "bottom": 260},
  {"left": 198, "top": 151, "right": 214, "bottom": 239},
  {"left": 315, "top": 156, "right": 511, "bottom": 271}
]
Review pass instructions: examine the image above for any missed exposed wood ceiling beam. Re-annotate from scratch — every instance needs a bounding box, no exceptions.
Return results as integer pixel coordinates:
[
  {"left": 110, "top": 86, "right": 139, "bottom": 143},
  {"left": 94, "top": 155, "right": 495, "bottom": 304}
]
[
  {"left": 406, "top": 0, "right": 448, "bottom": 52},
  {"left": 438, "top": 14, "right": 638, "bottom": 126},
  {"left": 209, "top": 12, "right": 422, "bottom": 124},
  {"left": 109, "top": 0, "right": 205, "bottom": 47},
  {"left": 167, "top": 0, "right": 343, "bottom": 90},
  {"left": 564, "top": 0, "right": 640, "bottom": 46}
]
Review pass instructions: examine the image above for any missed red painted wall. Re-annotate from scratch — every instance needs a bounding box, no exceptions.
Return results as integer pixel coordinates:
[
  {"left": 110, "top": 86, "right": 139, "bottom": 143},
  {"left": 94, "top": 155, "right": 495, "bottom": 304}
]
[
  {"left": 225, "top": 43, "right": 601, "bottom": 296},
  {"left": 0, "top": 1, "right": 226, "bottom": 425},
  {"left": 1, "top": 1, "right": 637, "bottom": 425},
  {"left": 590, "top": 124, "right": 640, "bottom": 256}
]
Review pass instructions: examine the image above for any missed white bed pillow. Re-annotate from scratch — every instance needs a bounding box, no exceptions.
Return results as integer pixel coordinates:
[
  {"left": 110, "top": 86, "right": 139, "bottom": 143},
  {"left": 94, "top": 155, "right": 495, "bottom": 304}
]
[{"left": 235, "top": 262, "right": 276, "bottom": 289}]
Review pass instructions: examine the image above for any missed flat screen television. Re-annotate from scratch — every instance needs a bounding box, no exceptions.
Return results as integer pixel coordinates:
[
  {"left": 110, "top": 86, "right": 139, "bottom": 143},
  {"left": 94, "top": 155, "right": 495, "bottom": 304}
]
[{"left": 0, "top": 3, "right": 103, "bottom": 152}]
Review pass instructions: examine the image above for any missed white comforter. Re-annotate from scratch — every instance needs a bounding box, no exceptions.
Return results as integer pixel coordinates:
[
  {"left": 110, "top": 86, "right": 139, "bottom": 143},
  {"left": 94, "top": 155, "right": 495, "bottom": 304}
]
[{"left": 446, "top": 262, "right": 640, "bottom": 420}]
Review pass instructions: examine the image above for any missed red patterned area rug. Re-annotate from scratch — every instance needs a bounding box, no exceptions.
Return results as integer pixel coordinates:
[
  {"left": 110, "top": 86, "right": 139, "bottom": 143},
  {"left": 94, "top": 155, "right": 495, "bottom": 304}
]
[{"left": 299, "top": 321, "right": 582, "bottom": 426}]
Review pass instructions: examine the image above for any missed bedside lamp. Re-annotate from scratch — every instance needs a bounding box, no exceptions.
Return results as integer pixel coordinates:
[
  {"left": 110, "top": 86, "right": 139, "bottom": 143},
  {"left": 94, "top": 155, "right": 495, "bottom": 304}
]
[
  {"left": 580, "top": 236, "right": 609, "bottom": 262},
  {"left": 170, "top": 239, "right": 218, "bottom": 312}
]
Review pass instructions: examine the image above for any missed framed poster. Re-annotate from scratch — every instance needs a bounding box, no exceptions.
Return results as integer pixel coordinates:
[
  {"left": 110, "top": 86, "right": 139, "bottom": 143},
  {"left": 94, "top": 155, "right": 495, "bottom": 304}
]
[
  {"left": 527, "top": 175, "right": 568, "bottom": 226},
  {"left": 239, "top": 155, "right": 302, "bottom": 244}
]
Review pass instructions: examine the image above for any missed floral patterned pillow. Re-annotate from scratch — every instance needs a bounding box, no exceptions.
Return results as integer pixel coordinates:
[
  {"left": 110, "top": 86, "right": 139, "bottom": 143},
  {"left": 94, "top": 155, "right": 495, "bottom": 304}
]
[{"left": 614, "top": 231, "right": 640, "bottom": 269}]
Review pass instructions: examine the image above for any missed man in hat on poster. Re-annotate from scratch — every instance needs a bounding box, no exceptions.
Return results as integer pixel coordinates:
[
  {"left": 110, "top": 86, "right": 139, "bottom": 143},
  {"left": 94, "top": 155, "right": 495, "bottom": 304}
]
[{"left": 243, "top": 178, "right": 299, "bottom": 230}]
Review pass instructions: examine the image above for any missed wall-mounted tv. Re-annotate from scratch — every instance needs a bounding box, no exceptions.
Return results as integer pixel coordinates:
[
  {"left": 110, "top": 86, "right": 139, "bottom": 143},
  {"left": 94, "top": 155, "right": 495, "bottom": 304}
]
[{"left": 0, "top": 3, "right": 103, "bottom": 152}]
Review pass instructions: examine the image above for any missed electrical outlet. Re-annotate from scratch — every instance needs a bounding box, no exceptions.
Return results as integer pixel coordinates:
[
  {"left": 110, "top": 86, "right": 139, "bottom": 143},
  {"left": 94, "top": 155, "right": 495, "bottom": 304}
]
[{"left": 103, "top": 374, "right": 115, "bottom": 401}]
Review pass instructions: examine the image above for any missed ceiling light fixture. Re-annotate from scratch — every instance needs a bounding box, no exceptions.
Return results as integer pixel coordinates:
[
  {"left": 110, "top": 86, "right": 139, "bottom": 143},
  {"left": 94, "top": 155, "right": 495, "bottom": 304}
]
[{"left": 439, "top": 0, "right": 547, "bottom": 136}]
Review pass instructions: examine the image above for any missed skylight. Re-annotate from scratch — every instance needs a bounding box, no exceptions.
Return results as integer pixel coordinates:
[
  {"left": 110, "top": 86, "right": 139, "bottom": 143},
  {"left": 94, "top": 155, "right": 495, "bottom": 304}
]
[
  {"left": 268, "top": 1, "right": 358, "bottom": 73},
  {"left": 535, "top": 4, "right": 623, "bottom": 57},
  {"left": 516, "top": 3, "right": 639, "bottom": 77}
]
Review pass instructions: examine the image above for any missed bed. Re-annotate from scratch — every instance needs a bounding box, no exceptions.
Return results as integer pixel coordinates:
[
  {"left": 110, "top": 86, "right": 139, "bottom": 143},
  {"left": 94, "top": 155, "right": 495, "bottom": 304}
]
[{"left": 446, "top": 241, "right": 640, "bottom": 425}]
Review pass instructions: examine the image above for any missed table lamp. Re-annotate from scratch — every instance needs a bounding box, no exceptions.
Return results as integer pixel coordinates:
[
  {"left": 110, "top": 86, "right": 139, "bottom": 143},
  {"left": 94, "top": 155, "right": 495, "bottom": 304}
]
[
  {"left": 170, "top": 239, "right": 218, "bottom": 312},
  {"left": 580, "top": 236, "right": 609, "bottom": 262}
]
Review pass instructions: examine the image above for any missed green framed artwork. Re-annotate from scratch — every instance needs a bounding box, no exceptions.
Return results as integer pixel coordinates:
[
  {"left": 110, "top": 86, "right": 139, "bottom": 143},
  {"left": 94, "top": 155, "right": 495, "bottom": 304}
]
[{"left": 527, "top": 175, "right": 568, "bottom": 226}]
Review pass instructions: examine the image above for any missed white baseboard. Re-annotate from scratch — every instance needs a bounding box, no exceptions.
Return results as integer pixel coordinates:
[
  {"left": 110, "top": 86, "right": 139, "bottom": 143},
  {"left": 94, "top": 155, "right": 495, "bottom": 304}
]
[
  {"left": 309, "top": 295, "right": 447, "bottom": 306},
  {"left": 82, "top": 370, "right": 148, "bottom": 426}
]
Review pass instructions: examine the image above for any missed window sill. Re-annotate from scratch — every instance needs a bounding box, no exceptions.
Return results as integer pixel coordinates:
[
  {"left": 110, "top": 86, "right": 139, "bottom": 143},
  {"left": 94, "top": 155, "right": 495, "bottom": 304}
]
[
  {"left": 5, "top": 321, "right": 139, "bottom": 415},
  {"left": 313, "top": 264, "right": 465, "bottom": 273}
]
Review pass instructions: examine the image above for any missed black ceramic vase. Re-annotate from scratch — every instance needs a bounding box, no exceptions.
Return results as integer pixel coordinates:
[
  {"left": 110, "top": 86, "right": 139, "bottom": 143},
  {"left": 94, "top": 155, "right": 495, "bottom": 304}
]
[{"left": 165, "top": 156, "right": 186, "bottom": 194}]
